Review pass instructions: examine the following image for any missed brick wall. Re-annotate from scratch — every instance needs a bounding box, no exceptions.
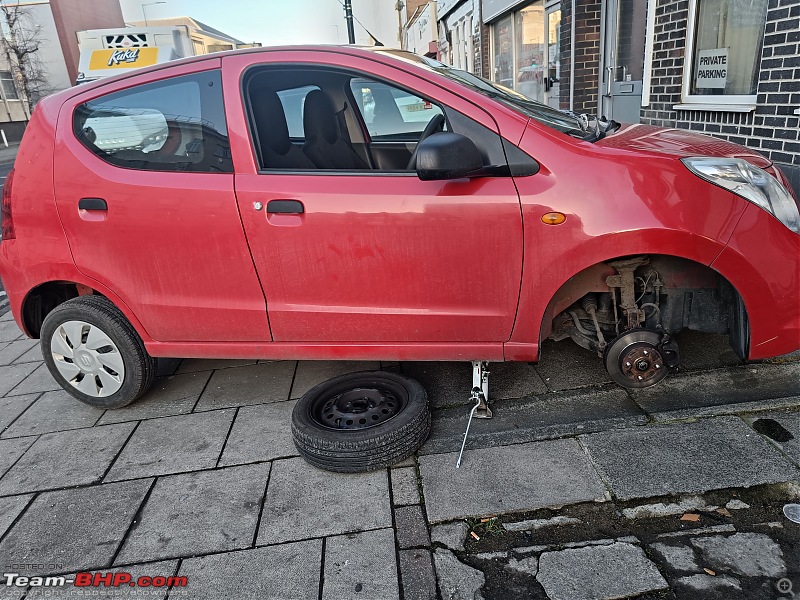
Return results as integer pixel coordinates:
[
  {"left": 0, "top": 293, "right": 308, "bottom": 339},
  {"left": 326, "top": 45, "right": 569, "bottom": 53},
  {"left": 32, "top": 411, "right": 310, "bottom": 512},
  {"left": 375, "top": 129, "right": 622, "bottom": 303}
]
[
  {"left": 559, "top": 0, "right": 602, "bottom": 113},
  {"left": 641, "top": 0, "right": 800, "bottom": 165}
]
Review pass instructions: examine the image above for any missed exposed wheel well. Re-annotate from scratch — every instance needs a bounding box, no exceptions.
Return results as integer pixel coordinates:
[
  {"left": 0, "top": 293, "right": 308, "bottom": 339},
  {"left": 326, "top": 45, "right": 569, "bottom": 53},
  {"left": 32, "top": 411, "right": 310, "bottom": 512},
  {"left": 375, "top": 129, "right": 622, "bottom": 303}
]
[
  {"left": 22, "top": 282, "right": 97, "bottom": 339},
  {"left": 542, "top": 254, "right": 750, "bottom": 360}
]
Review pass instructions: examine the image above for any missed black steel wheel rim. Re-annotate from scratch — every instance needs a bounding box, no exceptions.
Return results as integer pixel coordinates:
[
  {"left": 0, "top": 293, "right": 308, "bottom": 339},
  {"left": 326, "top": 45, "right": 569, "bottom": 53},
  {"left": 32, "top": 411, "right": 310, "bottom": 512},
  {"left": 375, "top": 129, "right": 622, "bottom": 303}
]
[{"left": 308, "top": 379, "right": 409, "bottom": 431}]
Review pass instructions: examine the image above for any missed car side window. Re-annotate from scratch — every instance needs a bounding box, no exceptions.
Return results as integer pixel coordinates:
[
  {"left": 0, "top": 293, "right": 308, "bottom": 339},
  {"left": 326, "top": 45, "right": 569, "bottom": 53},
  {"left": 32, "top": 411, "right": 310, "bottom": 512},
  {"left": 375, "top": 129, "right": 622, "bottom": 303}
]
[
  {"left": 73, "top": 70, "right": 232, "bottom": 173},
  {"left": 350, "top": 78, "right": 445, "bottom": 141}
]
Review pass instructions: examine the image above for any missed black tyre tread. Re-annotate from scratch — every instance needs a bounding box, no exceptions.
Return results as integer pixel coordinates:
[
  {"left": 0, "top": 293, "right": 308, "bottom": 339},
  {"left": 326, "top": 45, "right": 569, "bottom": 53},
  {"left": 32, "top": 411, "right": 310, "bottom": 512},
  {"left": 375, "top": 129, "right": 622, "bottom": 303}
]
[
  {"left": 40, "top": 295, "right": 156, "bottom": 409},
  {"left": 291, "top": 371, "right": 431, "bottom": 473}
]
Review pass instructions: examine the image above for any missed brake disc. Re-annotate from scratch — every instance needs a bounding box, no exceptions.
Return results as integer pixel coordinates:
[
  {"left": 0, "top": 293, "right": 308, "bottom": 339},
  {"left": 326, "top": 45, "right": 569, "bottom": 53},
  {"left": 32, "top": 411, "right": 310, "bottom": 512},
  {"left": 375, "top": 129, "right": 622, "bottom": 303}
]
[{"left": 604, "top": 329, "right": 669, "bottom": 389}]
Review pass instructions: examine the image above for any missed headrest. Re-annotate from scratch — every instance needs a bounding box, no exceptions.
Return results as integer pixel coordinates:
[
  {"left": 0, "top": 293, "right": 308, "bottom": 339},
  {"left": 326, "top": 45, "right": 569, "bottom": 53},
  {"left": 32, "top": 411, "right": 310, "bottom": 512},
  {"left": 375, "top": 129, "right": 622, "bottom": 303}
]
[
  {"left": 303, "top": 90, "right": 339, "bottom": 145},
  {"left": 251, "top": 86, "right": 291, "bottom": 155}
]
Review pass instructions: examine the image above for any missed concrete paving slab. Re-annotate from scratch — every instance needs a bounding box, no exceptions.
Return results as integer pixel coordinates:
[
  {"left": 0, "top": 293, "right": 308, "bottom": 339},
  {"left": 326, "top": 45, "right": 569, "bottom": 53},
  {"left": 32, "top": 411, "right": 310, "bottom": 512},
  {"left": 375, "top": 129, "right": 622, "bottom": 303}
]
[
  {"left": 0, "top": 494, "right": 31, "bottom": 538},
  {"left": 178, "top": 539, "right": 321, "bottom": 600},
  {"left": 1, "top": 390, "right": 103, "bottom": 438},
  {"left": 0, "top": 423, "right": 135, "bottom": 495},
  {"left": 291, "top": 360, "right": 380, "bottom": 399},
  {"left": 648, "top": 542, "right": 701, "bottom": 572},
  {"left": 419, "top": 439, "right": 607, "bottom": 522},
  {"left": 433, "top": 548, "right": 485, "bottom": 600},
  {"left": 673, "top": 331, "right": 743, "bottom": 371},
  {"left": 195, "top": 362, "right": 296, "bottom": 411},
  {"left": 631, "top": 363, "right": 800, "bottom": 420},
  {"left": 116, "top": 463, "right": 270, "bottom": 564},
  {"left": 218, "top": 400, "right": 297, "bottom": 466},
  {"left": 399, "top": 549, "right": 438, "bottom": 600},
  {"left": 581, "top": 416, "right": 800, "bottom": 500},
  {"left": 322, "top": 528, "right": 399, "bottom": 600},
  {"left": 105, "top": 410, "right": 235, "bottom": 481},
  {"left": 0, "top": 394, "right": 37, "bottom": 434},
  {"left": 0, "top": 320, "right": 23, "bottom": 343},
  {"left": 691, "top": 532, "right": 786, "bottom": 578},
  {"left": 537, "top": 542, "right": 668, "bottom": 600},
  {"left": 535, "top": 339, "right": 611, "bottom": 391},
  {"left": 0, "top": 340, "right": 37, "bottom": 366},
  {"left": 11, "top": 344, "right": 42, "bottom": 365},
  {"left": 420, "top": 387, "right": 646, "bottom": 455},
  {"left": 394, "top": 505, "right": 430, "bottom": 549},
  {"left": 401, "top": 362, "right": 473, "bottom": 408},
  {"left": 391, "top": 466, "right": 420, "bottom": 506},
  {"left": 176, "top": 358, "right": 257, "bottom": 374},
  {"left": 25, "top": 560, "right": 179, "bottom": 600},
  {"left": 257, "top": 457, "right": 391, "bottom": 545},
  {"left": 431, "top": 521, "right": 469, "bottom": 551},
  {"left": 0, "top": 437, "right": 35, "bottom": 478},
  {"left": 0, "top": 479, "right": 151, "bottom": 576},
  {"left": 0, "top": 363, "right": 38, "bottom": 397},
  {"left": 97, "top": 372, "right": 212, "bottom": 425},
  {"left": 743, "top": 408, "right": 800, "bottom": 464},
  {"left": 6, "top": 363, "right": 61, "bottom": 396},
  {"left": 487, "top": 361, "right": 548, "bottom": 400}
]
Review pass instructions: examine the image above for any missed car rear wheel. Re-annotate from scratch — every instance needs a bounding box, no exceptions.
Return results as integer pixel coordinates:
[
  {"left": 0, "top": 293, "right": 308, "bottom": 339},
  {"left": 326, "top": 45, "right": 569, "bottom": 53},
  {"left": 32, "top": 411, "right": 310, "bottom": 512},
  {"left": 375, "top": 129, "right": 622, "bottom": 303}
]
[
  {"left": 40, "top": 296, "right": 156, "bottom": 409},
  {"left": 291, "top": 371, "right": 431, "bottom": 473}
]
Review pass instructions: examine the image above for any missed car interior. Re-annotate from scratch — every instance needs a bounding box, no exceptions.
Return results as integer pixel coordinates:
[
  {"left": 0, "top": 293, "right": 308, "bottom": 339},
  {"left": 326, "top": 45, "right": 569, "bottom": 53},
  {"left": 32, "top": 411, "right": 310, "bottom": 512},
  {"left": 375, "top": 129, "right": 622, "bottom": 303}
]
[{"left": 245, "top": 67, "right": 450, "bottom": 172}]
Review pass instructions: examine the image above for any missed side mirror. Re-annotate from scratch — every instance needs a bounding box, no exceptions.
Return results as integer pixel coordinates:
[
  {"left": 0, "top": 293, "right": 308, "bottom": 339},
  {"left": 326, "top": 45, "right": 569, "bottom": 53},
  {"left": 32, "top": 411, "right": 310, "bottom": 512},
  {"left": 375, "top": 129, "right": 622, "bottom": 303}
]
[{"left": 416, "top": 132, "right": 484, "bottom": 181}]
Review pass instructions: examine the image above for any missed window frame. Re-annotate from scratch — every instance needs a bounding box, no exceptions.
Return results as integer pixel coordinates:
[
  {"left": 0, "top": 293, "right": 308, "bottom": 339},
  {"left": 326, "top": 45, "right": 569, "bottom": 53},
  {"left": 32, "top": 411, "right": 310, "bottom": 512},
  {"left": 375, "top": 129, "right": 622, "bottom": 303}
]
[
  {"left": 241, "top": 63, "right": 454, "bottom": 177},
  {"left": 0, "top": 71, "right": 20, "bottom": 101},
  {"left": 677, "top": 0, "right": 765, "bottom": 112}
]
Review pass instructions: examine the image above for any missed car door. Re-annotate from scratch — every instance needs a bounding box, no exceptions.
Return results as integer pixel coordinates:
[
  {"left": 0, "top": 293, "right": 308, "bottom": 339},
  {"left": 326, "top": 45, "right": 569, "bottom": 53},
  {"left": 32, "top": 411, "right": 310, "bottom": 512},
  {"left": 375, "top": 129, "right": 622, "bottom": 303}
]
[
  {"left": 53, "top": 61, "right": 270, "bottom": 342},
  {"left": 223, "top": 52, "right": 524, "bottom": 344}
]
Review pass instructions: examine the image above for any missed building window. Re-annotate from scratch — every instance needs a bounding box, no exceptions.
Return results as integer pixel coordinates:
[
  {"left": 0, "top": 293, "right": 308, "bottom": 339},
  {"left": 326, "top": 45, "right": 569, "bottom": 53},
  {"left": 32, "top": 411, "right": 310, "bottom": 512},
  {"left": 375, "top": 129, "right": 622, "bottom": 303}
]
[
  {"left": 490, "top": 1, "right": 561, "bottom": 106},
  {"left": 680, "top": 0, "right": 768, "bottom": 110},
  {"left": 0, "top": 72, "right": 19, "bottom": 101}
]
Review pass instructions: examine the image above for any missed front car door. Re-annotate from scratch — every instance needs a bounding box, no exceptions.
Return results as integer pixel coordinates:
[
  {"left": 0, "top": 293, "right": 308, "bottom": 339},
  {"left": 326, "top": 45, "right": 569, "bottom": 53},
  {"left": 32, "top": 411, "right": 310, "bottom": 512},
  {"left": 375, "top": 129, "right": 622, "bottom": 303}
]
[
  {"left": 53, "top": 61, "right": 270, "bottom": 342},
  {"left": 222, "top": 51, "right": 525, "bottom": 346}
]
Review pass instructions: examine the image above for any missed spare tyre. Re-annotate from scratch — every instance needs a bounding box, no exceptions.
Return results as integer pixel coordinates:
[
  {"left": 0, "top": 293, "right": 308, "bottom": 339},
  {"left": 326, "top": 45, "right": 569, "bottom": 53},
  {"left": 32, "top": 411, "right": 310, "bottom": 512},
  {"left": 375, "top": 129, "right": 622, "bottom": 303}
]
[{"left": 291, "top": 371, "right": 430, "bottom": 473}]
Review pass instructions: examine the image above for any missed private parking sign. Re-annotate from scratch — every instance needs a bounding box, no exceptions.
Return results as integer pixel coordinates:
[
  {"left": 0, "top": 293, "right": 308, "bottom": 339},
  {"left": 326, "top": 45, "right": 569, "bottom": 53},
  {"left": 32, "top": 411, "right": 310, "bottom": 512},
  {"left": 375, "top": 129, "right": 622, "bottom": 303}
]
[{"left": 696, "top": 48, "right": 728, "bottom": 89}]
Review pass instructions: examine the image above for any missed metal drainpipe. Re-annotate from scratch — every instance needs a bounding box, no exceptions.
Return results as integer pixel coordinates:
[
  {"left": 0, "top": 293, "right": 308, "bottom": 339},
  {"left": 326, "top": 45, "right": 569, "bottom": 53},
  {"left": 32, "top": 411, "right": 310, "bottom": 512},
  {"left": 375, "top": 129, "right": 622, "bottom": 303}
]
[{"left": 570, "top": 0, "right": 576, "bottom": 111}]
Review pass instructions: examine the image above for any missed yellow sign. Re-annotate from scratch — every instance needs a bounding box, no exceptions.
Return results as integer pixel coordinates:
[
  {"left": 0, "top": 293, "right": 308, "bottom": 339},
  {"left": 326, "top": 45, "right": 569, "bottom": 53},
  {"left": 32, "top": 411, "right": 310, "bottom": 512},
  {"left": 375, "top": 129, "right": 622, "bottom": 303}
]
[{"left": 89, "top": 47, "right": 159, "bottom": 71}]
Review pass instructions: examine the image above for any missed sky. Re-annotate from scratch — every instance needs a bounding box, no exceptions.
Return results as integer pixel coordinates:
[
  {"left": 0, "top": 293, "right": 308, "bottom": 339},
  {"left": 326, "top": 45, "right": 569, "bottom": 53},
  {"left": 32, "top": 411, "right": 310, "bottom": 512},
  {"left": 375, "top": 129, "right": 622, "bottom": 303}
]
[{"left": 118, "top": 0, "right": 385, "bottom": 46}]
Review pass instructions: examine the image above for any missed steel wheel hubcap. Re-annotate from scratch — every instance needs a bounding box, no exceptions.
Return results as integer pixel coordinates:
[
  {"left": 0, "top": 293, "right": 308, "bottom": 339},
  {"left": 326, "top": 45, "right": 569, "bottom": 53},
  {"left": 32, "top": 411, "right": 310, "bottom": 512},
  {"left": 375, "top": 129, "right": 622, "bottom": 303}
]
[{"left": 50, "top": 320, "right": 125, "bottom": 397}]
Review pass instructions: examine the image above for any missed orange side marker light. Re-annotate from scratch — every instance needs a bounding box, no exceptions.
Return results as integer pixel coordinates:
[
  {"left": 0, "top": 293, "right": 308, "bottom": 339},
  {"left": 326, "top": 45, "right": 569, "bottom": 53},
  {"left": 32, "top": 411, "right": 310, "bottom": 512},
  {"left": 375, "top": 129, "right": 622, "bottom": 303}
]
[{"left": 541, "top": 212, "right": 566, "bottom": 225}]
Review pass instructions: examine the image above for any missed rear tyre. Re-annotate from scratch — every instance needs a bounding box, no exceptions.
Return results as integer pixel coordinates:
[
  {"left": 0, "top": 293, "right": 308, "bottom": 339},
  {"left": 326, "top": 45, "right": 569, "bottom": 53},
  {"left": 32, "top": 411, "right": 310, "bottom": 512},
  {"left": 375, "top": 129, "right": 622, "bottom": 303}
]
[
  {"left": 40, "top": 296, "right": 156, "bottom": 409},
  {"left": 291, "top": 371, "right": 430, "bottom": 473}
]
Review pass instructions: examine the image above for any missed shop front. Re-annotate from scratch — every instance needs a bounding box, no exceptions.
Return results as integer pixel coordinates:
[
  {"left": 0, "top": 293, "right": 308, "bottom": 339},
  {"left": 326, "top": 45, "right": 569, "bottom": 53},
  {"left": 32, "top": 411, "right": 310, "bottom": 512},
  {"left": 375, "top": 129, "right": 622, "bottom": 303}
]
[{"left": 484, "top": 0, "right": 562, "bottom": 108}]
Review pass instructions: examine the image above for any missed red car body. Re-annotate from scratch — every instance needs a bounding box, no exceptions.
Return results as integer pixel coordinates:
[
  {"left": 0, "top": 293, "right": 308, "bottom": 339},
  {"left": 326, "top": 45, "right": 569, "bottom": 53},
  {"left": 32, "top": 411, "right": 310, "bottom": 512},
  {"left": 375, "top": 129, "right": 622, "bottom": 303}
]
[{"left": 1, "top": 46, "right": 798, "bottom": 366}]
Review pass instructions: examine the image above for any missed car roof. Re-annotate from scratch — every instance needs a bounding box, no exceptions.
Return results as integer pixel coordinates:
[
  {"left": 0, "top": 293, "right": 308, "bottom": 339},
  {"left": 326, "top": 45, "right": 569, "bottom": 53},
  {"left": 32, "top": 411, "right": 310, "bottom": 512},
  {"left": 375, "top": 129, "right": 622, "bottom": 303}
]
[{"left": 59, "top": 45, "right": 420, "bottom": 100}]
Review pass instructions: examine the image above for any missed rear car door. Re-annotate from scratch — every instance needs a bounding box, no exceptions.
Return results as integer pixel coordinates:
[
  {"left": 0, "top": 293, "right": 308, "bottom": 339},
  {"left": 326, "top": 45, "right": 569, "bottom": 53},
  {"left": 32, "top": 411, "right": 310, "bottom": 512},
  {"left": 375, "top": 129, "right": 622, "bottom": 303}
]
[
  {"left": 223, "top": 52, "right": 525, "bottom": 344},
  {"left": 53, "top": 61, "right": 270, "bottom": 342}
]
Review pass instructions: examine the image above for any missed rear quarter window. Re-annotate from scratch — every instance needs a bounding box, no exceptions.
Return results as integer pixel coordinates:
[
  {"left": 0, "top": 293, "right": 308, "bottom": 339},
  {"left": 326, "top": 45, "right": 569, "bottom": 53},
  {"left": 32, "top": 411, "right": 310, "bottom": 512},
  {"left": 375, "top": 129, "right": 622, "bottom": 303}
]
[{"left": 73, "top": 70, "right": 232, "bottom": 173}]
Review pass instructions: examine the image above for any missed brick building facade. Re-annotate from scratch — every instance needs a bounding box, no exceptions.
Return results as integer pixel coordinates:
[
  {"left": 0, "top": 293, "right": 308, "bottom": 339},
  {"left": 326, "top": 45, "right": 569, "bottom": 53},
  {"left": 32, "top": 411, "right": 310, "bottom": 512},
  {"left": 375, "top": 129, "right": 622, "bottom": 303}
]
[{"left": 641, "top": 0, "right": 799, "bottom": 167}]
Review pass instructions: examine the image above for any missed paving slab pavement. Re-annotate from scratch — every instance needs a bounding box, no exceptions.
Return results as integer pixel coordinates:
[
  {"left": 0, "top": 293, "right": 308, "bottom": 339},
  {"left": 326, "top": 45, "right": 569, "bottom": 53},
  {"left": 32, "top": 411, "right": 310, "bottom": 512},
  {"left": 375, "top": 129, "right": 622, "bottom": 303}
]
[
  {"left": 581, "top": 416, "right": 800, "bottom": 500},
  {"left": 0, "top": 479, "right": 152, "bottom": 576},
  {"left": 419, "top": 438, "right": 607, "bottom": 522},
  {"left": 115, "top": 463, "right": 270, "bottom": 564},
  {"left": 257, "top": 457, "right": 392, "bottom": 545},
  {"left": 0, "top": 330, "right": 798, "bottom": 599}
]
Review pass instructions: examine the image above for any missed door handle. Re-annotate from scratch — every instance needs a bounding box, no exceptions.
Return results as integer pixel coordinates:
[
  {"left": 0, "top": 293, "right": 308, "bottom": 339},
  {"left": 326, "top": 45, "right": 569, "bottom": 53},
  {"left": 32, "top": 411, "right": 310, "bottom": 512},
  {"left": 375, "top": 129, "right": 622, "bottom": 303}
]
[
  {"left": 78, "top": 198, "right": 107, "bottom": 211},
  {"left": 267, "top": 199, "right": 304, "bottom": 214}
]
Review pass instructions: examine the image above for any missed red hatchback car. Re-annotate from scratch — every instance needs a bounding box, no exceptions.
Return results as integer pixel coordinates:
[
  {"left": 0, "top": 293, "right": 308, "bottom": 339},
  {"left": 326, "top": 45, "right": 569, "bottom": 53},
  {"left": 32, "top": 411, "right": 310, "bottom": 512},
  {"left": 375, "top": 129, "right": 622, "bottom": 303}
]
[{"left": 1, "top": 46, "right": 799, "bottom": 410}]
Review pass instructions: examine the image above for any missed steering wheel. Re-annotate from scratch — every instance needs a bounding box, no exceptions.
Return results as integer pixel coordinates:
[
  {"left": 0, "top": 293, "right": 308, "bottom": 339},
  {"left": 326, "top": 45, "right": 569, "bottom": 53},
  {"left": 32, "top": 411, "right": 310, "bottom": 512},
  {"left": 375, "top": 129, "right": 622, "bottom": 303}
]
[{"left": 407, "top": 114, "right": 446, "bottom": 170}]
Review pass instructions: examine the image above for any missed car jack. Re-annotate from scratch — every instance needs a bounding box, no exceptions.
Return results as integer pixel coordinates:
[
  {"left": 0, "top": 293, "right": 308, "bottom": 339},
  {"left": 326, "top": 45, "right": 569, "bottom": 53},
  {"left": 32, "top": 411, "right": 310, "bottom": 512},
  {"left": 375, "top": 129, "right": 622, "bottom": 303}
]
[{"left": 456, "top": 361, "right": 492, "bottom": 468}]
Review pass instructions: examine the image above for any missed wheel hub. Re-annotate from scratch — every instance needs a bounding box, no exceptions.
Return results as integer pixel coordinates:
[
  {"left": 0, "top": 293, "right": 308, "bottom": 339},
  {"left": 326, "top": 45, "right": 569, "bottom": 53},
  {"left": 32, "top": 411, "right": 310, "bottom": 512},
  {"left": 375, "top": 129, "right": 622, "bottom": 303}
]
[
  {"left": 314, "top": 386, "right": 403, "bottom": 430},
  {"left": 604, "top": 329, "right": 670, "bottom": 389}
]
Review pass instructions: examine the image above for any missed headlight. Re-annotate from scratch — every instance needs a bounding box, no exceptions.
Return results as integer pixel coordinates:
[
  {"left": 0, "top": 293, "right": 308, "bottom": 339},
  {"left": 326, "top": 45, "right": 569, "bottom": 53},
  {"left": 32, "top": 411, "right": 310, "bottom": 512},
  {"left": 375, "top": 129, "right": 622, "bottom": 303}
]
[{"left": 682, "top": 157, "right": 800, "bottom": 234}]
